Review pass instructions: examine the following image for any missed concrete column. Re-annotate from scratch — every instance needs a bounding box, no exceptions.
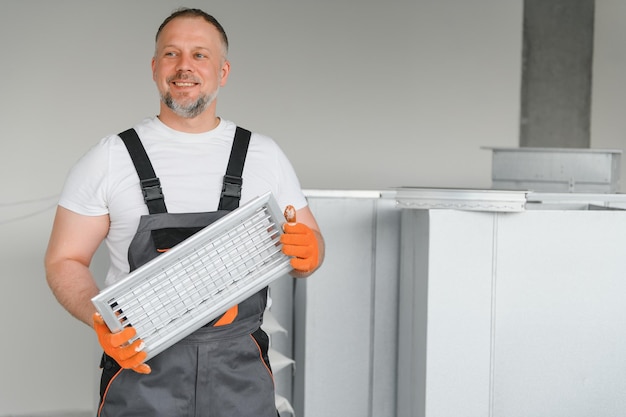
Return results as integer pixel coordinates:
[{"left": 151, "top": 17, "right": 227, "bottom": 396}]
[{"left": 520, "top": 0, "right": 595, "bottom": 148}]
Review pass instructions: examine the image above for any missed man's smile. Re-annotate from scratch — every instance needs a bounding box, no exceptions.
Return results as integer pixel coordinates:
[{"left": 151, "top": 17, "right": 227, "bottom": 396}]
[
  {"left": 167, "top": 73, "right": 201, "bottom": 89},
  {"left": 173, "top": 81, "right": 197, "bottom": 87}
]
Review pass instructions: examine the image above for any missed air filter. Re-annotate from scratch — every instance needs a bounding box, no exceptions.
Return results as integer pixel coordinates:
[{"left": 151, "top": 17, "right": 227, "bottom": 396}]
[{"left": 92, "top": 192, "right": 292, "bottom": 361}]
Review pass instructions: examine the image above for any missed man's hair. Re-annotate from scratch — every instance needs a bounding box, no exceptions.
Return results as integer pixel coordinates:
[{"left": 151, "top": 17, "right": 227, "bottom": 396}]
[{"left": 155, "top": 7, "right": 229, "bottom": 55}]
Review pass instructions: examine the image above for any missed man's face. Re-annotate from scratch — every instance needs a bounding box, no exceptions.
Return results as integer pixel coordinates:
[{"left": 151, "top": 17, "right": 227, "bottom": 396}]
[{"left": 152, "top": 16, "right": 230, "bottom": 118}]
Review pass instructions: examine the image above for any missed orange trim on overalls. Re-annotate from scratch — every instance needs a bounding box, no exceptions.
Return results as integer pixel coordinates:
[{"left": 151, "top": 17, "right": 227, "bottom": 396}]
[
  {"left": 213, "top": 304, "right": 238, "bottom": 326},
  {"left": 250, "top": 333, "right": 275, "bottom": 384},
  {"left": 98, "top": 367, "right": 123, "bottom": 417}
]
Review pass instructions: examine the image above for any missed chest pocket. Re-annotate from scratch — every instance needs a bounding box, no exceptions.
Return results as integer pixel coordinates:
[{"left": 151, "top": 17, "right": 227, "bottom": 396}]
[{"left": 153, "top": 227, "right": 204, "bottom": 253}]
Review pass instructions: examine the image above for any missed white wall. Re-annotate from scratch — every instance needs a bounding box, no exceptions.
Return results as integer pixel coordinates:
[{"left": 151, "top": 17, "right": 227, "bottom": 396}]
[{"left": 0, "top": 0, "right": 623, "bottom": 414}]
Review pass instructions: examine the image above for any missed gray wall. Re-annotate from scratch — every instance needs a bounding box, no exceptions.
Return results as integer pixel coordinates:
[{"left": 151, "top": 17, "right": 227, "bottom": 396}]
[{"left": 0, "top": 0, "right": 624, "bottom": 415}]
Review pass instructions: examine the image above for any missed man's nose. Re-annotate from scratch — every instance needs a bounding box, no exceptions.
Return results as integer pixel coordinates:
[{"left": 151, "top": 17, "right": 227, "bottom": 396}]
[{"left": 176, "top": 54, "right": 194, "bottom": 72}]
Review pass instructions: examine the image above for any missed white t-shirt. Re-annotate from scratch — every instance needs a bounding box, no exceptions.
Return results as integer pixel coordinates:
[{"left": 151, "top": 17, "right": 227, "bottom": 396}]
[{"left": 59, "top": 117, "right": 307, "bottom": 286}]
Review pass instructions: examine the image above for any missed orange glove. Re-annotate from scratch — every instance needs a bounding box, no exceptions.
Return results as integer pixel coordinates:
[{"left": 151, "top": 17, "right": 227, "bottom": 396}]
[
  {"left": 93, "top": 313, "right": 151, "bottom": 374},
  {"left": 280, "top": 206, "right": 319, "bottom": 272}
]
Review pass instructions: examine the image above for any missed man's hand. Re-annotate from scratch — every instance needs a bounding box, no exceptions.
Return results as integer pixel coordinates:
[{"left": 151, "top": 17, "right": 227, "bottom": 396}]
[
  {"left": 93, "top": 313, "right": 151, "bottom": 374},
  {"left": 281, "top": 222, "right": 320, "bottom": 273}
]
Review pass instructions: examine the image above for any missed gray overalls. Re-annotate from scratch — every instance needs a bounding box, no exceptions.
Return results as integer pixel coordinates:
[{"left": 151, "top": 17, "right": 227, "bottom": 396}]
[{"left": 97, "top": 127, "right": 277, "bottom": 417}]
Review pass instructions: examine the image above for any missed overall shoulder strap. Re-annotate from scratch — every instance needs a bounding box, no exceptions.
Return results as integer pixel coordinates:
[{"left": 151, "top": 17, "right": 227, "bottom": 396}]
[
  {"left": 118, "top": 128, "right": 168, "bottom": 214},
  {"left": 218, "top": 126, "right": 252, "bottom": 211}
]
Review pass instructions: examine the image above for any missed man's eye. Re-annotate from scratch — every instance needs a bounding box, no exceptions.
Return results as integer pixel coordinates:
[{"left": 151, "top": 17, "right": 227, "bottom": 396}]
[
  {"left": 195, "top": 53, "right": 206, "bottom": 59},
  {"left": 164, "top": 51, "right": 176, "bottom": 57}
]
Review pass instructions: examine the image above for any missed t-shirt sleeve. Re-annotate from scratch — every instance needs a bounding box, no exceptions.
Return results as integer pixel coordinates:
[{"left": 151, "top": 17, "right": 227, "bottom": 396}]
[{"left": 58, "top": 139, "right": 110, "bottom": 216}]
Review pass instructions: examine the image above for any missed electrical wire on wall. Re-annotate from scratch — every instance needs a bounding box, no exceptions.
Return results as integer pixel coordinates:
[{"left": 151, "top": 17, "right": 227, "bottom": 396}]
[{"left": 0, "top": 195, "right": 59, "bottom": 226}]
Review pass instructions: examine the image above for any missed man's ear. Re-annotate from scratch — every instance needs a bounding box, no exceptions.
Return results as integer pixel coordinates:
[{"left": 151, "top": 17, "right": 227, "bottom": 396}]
[{"left": 220, "top": 59, "right": 231, "bottom": 87}]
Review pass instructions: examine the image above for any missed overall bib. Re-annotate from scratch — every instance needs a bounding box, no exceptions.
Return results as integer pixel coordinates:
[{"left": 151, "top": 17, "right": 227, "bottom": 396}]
[{"left": 97, "top": 127, "right": 277, "bottom": 417}]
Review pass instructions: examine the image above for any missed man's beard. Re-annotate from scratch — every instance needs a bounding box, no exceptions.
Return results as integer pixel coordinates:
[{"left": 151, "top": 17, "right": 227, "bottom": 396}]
[{"left": 161, "top": 87, "right": 219, "bottom": 119}]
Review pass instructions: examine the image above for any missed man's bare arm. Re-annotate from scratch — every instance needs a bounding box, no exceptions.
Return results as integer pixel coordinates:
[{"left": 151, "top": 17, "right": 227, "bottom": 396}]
[{"left": 44, "top": 206, "right": 110, "bottom": 327}]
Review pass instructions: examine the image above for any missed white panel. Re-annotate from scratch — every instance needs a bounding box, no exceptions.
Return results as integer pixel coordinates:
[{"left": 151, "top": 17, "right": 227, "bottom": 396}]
[
  {"left": 398, "top": 209, "right": 497, "bottom": 417},
  {"left": 295, "top": 197, "right": 377, "bottom": 417},
  {"left": 371, "top": 198, "right": 402, "bottom": 417},
  {"left": 492, "top": 210, "right": 626, "bottom": 417},
  {"left": 398, "top": 206, "right": 626, "bottom": 417},
  {"left": 425, "top": 210, "right": 496, "bottom": 417}
]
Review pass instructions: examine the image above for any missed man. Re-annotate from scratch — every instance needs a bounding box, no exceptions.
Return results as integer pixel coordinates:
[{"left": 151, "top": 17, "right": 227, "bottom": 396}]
[{"left": 44, "top": 8, "right": 324, "bottom": 417}]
